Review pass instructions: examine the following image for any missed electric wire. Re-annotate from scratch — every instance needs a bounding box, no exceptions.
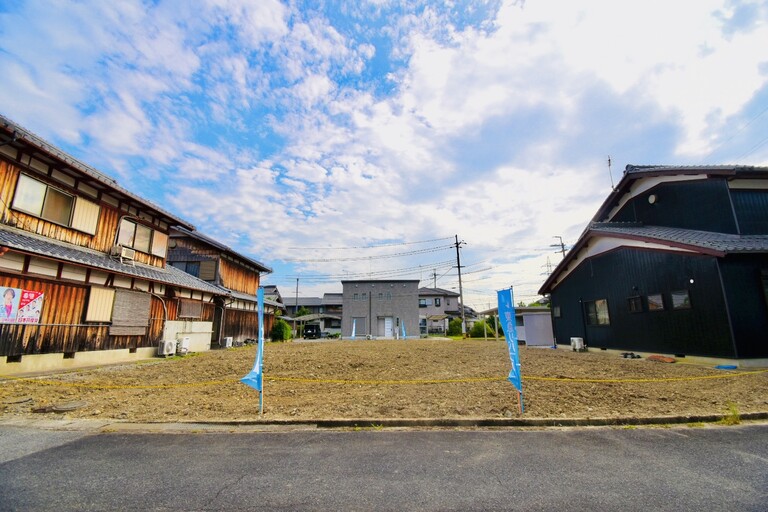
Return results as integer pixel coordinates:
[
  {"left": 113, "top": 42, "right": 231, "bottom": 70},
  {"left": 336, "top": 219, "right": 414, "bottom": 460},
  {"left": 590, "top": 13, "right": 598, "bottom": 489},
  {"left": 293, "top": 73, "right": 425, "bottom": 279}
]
[
  {"left": 287, "top": 236, "right": 454, "bottom": 250},
  {"left": 283, "top": 244, "right": 454, "bottom": 263}
]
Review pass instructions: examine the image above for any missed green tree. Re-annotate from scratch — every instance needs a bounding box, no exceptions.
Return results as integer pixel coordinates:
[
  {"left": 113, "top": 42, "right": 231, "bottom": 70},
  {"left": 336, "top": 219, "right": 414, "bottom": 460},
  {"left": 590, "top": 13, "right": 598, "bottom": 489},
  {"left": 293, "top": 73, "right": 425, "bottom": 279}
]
[
  {"left": 469, "top": 319, "right": 495, "bottom": 338},
  {"left": 447, "top": 318, "right": 462, "bottom": 336},
  {"left": 270, "top": 318, "right": 292, "bottom": 341},
  {"left": 294, "top": 307, "right": 311, "bottom": 337}
]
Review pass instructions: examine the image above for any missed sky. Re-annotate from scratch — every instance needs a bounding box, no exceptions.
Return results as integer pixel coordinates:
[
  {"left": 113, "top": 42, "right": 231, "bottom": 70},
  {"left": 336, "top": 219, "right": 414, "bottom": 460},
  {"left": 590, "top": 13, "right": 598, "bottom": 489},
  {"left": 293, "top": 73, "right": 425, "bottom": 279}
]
[{"left": 1, "top": 0, "right": 768, "bottom": 310}]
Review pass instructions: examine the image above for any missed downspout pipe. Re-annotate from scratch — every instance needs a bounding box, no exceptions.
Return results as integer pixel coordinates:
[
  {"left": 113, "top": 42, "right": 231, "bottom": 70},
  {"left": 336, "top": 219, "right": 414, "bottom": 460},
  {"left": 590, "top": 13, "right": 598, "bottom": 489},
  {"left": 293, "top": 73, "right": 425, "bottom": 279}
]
[{"left": 150, "top": 292, "right": 168, "bottom": 342}]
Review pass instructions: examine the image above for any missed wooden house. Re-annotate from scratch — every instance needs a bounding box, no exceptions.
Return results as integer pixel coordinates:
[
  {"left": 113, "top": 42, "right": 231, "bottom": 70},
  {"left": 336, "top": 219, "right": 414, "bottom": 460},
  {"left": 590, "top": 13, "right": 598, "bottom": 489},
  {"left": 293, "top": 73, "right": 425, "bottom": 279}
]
[
  {"left": 167, "top": 226, "right": 273, "bottom": 346},
  {"left": 0, "top": 115, "right": 225, "bottom": 374},
  {"left": 539, "top": 164, "right": 768, "bottom": 364}
]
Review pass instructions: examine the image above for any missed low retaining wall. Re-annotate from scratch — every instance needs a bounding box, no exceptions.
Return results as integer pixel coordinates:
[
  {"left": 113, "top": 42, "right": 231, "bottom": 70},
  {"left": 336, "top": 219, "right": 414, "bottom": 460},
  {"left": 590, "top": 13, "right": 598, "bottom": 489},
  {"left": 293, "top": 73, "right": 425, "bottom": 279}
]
[{"left": 0, "top": 347, "right": 158, "bottom": 376}]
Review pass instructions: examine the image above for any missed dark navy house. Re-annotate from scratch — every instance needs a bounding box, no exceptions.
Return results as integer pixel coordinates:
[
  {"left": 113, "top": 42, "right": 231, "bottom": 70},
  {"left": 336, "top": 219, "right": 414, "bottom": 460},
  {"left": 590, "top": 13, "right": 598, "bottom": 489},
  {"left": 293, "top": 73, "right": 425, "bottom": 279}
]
[{"left": 539, "top": 165, "right": 768, "bottom": 362}]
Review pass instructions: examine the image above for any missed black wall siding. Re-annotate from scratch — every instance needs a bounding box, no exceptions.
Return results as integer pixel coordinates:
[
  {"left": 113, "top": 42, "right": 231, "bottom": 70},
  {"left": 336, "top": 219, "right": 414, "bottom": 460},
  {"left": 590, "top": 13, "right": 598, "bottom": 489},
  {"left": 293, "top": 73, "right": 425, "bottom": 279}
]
[
  {"left": 550, "top": 248, "right": 735, "bottom": 357},
  {"left": 610, "top": 179, "right": 739, "bottom": 233},
  {"left": 730, "top": 189, "right": 768, "bottom": 235},
  {"left": 717, "top": 255, "right": 768, "bottom": 358}
]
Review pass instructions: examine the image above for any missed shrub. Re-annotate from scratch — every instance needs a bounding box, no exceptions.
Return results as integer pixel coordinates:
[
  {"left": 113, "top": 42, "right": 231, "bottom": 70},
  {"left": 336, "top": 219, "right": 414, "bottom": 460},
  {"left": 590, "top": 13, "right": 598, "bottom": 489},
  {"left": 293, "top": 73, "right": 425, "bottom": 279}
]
[
  {"left": 447, "top": 318, "right": 463, "bottom": 336},
  {"left": 469, "top": 320, "right": 495, "bottom": 338},
  {"left": 270, "top": 319, "right": 292, "bottom": 341}
]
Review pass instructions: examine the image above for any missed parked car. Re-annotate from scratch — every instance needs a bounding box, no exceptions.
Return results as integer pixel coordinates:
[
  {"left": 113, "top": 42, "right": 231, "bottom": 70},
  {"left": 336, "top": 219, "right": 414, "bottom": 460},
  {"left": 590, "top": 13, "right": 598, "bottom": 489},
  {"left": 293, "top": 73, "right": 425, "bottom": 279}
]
[{"left": 304, "top": 324, "right": 321, "bottom": 339}]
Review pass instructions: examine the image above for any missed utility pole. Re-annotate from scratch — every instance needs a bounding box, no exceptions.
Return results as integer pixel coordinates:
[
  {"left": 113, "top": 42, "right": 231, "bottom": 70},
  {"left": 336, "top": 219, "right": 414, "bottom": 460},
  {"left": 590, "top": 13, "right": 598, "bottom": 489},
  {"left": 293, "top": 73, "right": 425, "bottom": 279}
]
[
  {"left": 432, "top": 269, "right": 437, "bottom": 289},
  {"left": 294, "top": 277, "right": 299, "bottom": 338},
  {"left": 454, "top": 235, "right": 467, "bottom": 336},
  {"left": 551, "top": 236, "right": 567, "bottom": 259}
]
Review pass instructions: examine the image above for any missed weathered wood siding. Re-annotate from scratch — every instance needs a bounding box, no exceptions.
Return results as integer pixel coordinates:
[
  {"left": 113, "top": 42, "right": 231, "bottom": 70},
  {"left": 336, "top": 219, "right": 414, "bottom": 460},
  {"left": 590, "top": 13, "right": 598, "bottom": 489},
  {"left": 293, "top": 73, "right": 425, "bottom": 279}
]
[
  {"left": 218, "top": 257, "right": 260, "bottom": 295},
  {"left": 222, "top": 308, "right": 259, "bottom": 340},
  {"left": 0, "top": 160, "right": 166, "bottom": 267},
  {"left": 0, "top": 274, "right": 170, "bottom": 356}
]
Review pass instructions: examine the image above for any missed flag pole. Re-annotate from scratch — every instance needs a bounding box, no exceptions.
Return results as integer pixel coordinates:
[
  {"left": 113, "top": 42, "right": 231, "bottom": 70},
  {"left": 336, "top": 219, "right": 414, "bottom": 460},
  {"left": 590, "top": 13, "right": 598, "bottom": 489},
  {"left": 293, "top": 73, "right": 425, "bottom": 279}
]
[
  {"left": 498, "top": 286, "right": 525, "bottom": 416},
  {"left": 241, "top": 287, "right": 266, "bottom": 415}
]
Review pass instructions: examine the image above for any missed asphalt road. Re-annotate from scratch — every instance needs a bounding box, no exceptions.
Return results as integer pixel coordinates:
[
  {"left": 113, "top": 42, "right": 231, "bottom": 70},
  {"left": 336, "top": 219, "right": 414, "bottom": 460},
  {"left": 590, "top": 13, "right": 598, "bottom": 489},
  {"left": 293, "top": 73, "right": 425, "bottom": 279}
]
[{"left": 0, "top": 424, "right": 766, "bottom": 511}]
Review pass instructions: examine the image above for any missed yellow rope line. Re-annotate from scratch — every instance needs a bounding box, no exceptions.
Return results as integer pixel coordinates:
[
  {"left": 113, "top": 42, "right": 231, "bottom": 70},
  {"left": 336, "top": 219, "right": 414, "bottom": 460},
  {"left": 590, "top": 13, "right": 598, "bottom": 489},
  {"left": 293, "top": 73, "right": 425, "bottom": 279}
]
[{"left": 2, "top": 368, "right": 765, "bottom": 390}]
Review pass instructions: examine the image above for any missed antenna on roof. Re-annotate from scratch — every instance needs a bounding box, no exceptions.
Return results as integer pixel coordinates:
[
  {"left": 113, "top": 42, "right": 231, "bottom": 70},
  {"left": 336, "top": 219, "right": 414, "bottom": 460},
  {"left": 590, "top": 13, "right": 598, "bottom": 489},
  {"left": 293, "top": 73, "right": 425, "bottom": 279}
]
[{"left": 607, "top": 155, "right": 615, "bottom": 190}]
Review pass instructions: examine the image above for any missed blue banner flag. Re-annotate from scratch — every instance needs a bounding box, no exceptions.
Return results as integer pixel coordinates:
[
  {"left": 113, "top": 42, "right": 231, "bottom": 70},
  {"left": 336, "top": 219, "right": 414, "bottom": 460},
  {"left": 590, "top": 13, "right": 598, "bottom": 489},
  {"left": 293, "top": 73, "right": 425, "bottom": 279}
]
[
  {"left": 241, "top": 287, "right": 265, "bottom": 394},
  {"left": 497, "top": 288, "right": 523, "bottom": 401}
]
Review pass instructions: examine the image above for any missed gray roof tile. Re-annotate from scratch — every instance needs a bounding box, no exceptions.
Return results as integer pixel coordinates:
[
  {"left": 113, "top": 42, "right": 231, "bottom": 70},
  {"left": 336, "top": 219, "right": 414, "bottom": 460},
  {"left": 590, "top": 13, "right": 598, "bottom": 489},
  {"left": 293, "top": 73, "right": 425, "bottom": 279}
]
[
  {"left": 589, "top": 223, "right": 768, "bottom": 254},
  {"left": 0, "top": 224, "right": 223, "bottom": 294}
]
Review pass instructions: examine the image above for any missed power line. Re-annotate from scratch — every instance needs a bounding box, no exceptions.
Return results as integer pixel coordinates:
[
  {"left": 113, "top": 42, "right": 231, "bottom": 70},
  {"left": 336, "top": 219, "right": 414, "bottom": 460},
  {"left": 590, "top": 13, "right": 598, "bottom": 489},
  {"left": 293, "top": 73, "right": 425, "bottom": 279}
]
[
  {"left": 286, "top": 236, "right": 455, "bottom": 250},
  {"left": 707, "top": 103, "right": 768, "bottom": 161},
  {"left": 284, "top": 260, "right": 456, "bottom": 282},
  {"left": 283, "top": 244, "right": 454, "bottom": 263}
]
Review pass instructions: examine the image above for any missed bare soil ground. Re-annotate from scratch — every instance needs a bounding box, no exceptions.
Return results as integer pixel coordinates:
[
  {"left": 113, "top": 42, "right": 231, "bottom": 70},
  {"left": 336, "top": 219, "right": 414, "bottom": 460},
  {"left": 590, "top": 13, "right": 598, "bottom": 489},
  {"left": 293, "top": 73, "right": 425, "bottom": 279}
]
[{"left": 1, "top": 338, "right": 767, "bottom": 422}]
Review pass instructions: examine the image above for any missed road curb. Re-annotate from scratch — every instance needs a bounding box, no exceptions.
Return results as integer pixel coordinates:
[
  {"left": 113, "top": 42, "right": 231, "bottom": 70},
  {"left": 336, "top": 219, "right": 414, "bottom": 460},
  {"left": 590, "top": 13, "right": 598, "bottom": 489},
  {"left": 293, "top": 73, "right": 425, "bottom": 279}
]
[{"left": 3, "top": 412, "right": 766, "bottom": 433}]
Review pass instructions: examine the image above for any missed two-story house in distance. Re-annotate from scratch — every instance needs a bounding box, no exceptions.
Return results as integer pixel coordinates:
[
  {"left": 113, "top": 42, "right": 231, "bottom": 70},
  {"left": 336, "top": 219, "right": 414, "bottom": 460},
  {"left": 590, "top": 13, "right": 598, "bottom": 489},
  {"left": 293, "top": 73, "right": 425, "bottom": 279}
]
[
  {"left": 540, "top": 164, "right": 768, "bottom": 364},
  {"left": 418, "top": 287, "right": 460, "bottom": 334},
  {"left": 341, "top": 280, "right": 419, "bottom": 338},
  {"left": 0, "top": 115, "right": 225, "bottom": 374}
]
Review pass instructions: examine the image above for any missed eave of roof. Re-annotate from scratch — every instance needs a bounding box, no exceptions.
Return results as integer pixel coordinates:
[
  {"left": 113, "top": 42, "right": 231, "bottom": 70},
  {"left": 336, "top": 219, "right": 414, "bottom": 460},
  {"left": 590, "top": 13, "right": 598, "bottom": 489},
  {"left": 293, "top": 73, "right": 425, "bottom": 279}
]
[
  {"left": 418, "top": 287, "right": 460, "bottom": 297},
  {"left": 1, "top": 114, "right": 194, "bottom": 229},
  {"left": 0, "top": 224, "right": 223, "bottom": 295},
  {"left": 594, "top": 164, "right": 768, "bottom": 222},
  {"left": 538, "top": 222, "right": 768, "bottom": 294},
  {"left": 171, "top": 226, "right": 272, "bottom": 274}
]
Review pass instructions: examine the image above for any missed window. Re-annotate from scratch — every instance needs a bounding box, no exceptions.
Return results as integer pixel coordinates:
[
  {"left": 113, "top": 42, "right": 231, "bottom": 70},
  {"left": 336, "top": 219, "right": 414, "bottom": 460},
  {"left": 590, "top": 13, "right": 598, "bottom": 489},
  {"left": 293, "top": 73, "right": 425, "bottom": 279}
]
[
  {"left": 647, "top": 293, "right": 665, "bottom": 311},
  {"left": 419, "top": 299, "right": 427, "bottom": 308},
  {"left": 171, "top": 261, "right": 200, "bottom": 278},
  {"left": 378, "top": 293, "right": 383, "bottom": 300},
  {"left": 585, "top": 299, "right": 610, "bottom": 326},
  {"left": 109, "top": 289, "right": 150, "bottom": 335},
  {"left": 178, "top": 299, "right": 202, "bottom": 319},
  {"left": 13, "top": 174, "right": 74, "bottom": 226},
  {"left": 386, "top": 292, "right": 391, "bottom": 300},
  {"left": 435, "top": 298, "right": 441, "bottom": 307},
  {"left": 671, "top": 290, "right": 691, "bottom": 310},
  {"left": 116, "top": 218, "right": 168, "bottom": 258},
  {"left": 553, "top": 306, "right": 561, "bottom": 318},
  {"left": 627, "top": 296, "right": 643, "bottom": 313},
  {"left": 354, "top": 293, "right": 359, "bottom": 301},
  {"left": 85, "top": 286, "right": 115, "bottom": 322}
]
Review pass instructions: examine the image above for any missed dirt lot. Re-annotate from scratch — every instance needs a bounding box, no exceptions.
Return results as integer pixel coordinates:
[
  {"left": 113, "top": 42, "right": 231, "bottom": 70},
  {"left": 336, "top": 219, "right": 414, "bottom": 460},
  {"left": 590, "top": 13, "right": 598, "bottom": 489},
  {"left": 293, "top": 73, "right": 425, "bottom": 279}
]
[{"left": 1, "top": 338, "right": 767, "bottom": 422}]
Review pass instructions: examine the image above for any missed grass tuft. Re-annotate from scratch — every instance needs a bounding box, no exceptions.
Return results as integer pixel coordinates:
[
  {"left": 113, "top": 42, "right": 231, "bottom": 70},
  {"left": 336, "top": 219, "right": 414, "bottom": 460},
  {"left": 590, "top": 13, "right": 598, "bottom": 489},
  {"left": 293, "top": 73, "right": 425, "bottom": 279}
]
[{"left": 718, "top": 402, "right": 741, "bottom": 425}]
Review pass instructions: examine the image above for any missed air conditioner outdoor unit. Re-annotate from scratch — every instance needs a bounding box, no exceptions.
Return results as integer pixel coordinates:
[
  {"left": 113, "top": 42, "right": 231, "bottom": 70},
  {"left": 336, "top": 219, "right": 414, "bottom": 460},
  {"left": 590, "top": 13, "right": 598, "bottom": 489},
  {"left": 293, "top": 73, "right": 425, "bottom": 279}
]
[
  {"left": 223, "top": 336, "right": 233, "bottom": 348},
  {"left": 176, "top": 336, "right": 190, "bottom": 355},
  {"left": 158, "top": 339, "right": 176, "bottom": 357},
  {"left": 111, "top": 245, "right": 136, "bottom": 265}
]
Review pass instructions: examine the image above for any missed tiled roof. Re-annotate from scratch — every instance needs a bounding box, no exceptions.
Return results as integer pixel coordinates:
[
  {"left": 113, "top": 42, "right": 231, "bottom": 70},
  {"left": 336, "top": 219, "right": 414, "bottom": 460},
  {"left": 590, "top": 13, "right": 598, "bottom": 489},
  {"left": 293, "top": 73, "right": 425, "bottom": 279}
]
[
  {"left": 539, "top": 222, "right": 768, "bottom": 294},
  {"left": 170, "top": 226, "right": 272, "bottom": 273},
  {"left": 1, "top": 114, "right": 194, "bottom": 229},
  {"left": 283, "top": 297, "right": 323, "bottom": 307},
  {"left": 418, "top": 287, "right": 460, "bottom": 297},
  {"left": 322, "top": 293, "right": 342, "bottom": 305},
  {"left": 0, "top": 224, "right": 223, "bottom": 294},
  {"left": 624, "top": 164, "right": 768, "bottom": 176},
  {"left": 589, "top": 223, "right": 768, "bottom": 254},
  {"left": 594, "top": 164, "right": 768, "bottom": 223}
]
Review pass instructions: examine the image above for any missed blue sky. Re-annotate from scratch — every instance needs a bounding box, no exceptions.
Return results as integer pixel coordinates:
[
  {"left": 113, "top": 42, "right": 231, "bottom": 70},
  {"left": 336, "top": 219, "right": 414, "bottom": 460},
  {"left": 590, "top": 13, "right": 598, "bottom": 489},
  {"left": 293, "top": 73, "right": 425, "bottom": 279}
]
[{"left": 1, "top": 0, "right": 768, "bottom": 308}]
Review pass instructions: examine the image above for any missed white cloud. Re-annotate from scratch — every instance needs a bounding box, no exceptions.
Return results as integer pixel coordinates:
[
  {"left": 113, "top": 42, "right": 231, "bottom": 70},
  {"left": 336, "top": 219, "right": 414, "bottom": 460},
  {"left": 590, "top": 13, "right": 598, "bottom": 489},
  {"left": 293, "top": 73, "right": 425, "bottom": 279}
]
[{"left": 2, "top": 0, "right": 767, "bottom": 303}]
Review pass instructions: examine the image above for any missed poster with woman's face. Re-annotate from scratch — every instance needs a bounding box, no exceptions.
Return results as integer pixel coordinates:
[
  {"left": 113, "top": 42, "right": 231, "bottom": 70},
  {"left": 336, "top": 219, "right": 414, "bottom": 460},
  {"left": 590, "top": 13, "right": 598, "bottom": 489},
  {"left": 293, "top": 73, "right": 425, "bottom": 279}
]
[{"left": 0, "top": 287, "right": 44, "bottom": 324}]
